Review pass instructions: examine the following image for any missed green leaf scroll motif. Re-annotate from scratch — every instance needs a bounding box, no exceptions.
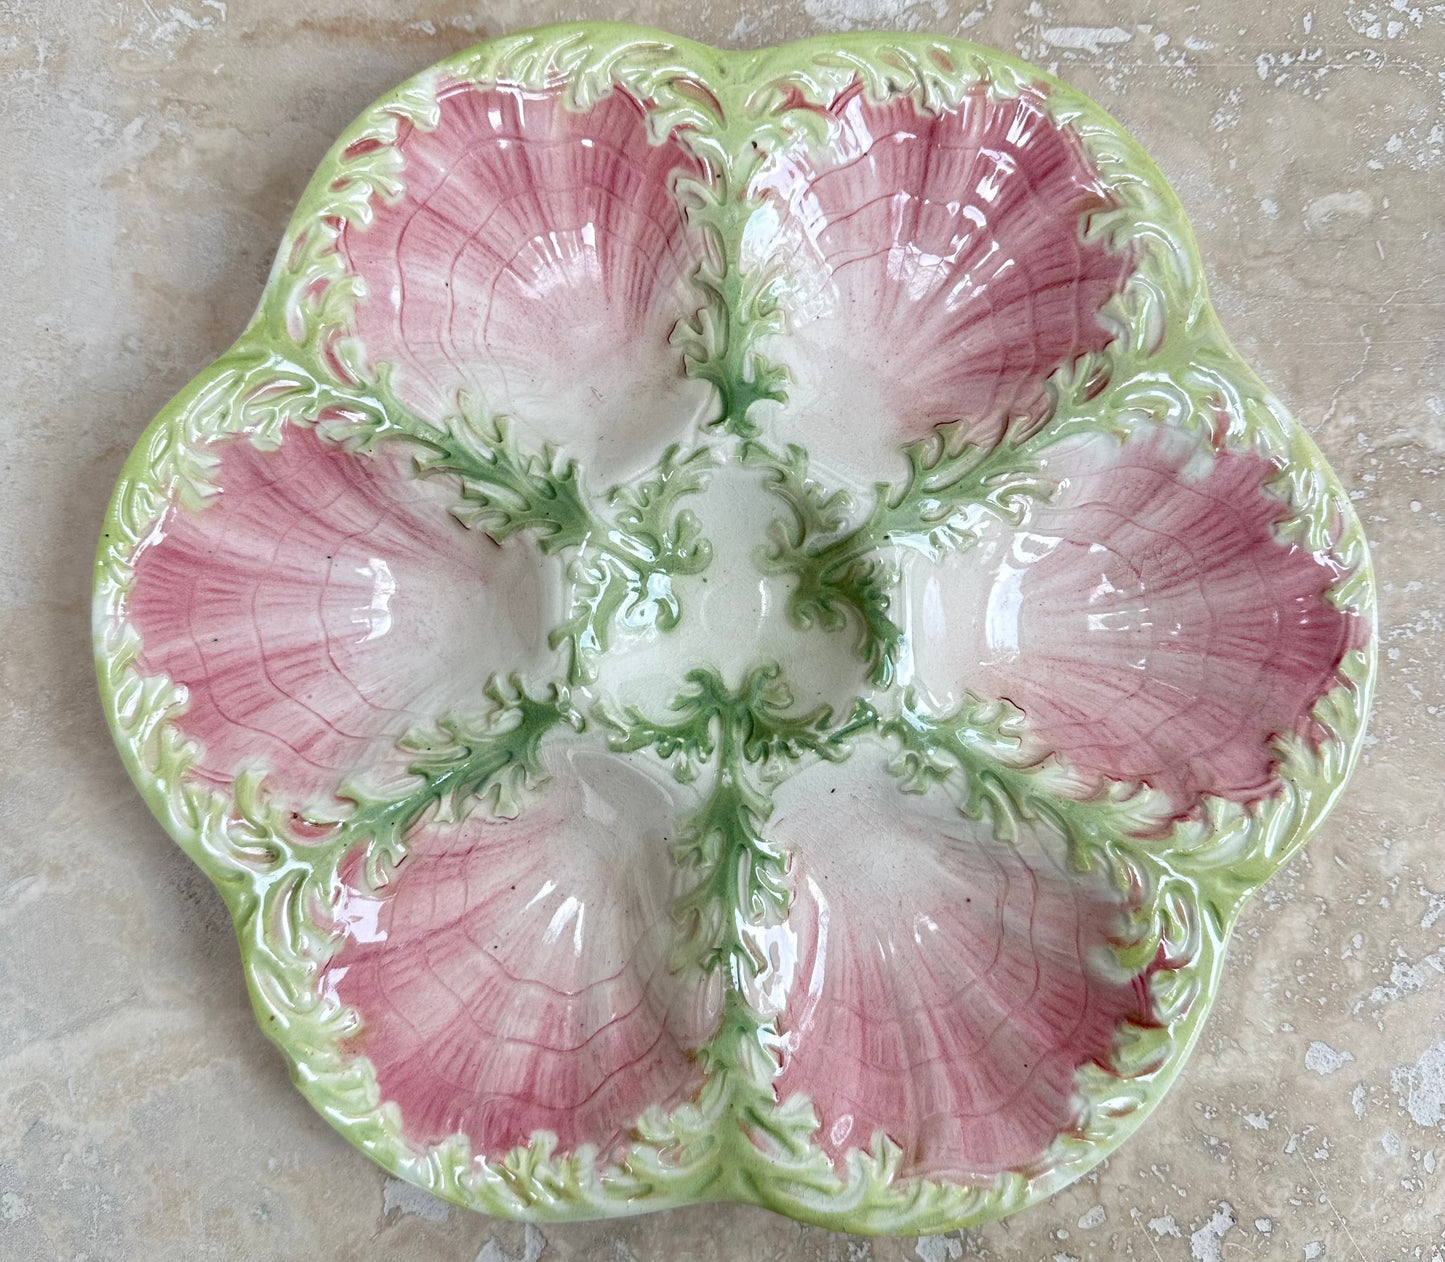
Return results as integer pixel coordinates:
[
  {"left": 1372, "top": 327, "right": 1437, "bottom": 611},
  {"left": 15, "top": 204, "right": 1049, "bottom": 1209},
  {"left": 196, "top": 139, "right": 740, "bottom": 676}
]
[
  {"left": 319, "top": 677, "right": 580, "bottom": 886},
  {"left": 673, "top": 172, "right": 790, "bottom": 439},
  {"left": 748, "top": 429, "right": 1065, "bottom": 686},
  {"left": 668, "top": 83, "right": 814, "bottom": 439},
  {"left": 604, "top": 665, "right": 870, "bottom": 979},
  {"left": 880, "top": 688, "right": 1172, "bottom": 863},
  {"left": 386, "top": 408, "right": 715, "bottom": 684},
  {"left": 600, "top": 666, "right": 881, "bottom": 1212},
  {"left": 547, "top": 442, "right": 715, "bottom": 681}
]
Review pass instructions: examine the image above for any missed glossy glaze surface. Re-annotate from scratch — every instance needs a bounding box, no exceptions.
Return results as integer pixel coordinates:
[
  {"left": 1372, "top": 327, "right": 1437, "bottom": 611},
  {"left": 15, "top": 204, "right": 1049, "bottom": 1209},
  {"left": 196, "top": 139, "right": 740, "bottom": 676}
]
[{"left": 94, "top": 23, "right": 1375, "bottom": 1234}]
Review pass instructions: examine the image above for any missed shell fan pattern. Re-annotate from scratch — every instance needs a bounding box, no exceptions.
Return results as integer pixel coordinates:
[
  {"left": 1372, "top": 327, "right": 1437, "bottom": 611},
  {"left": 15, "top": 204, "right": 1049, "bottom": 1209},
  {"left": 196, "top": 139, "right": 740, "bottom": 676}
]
[{"left": 94, "top": 24, "right": 1375, "bottom": 1234}]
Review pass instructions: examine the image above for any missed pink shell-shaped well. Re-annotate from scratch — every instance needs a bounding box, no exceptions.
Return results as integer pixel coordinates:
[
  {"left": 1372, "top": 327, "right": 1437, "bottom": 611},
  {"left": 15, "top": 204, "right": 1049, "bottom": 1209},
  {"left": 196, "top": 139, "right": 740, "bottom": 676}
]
[
  {"left": 339, "top": 83, "right": 715, "bottom": 483},
  {"left": 906, "top": 428, "right": 1362, "bottom": 818},
  {"left": 751, "top": 85, "right": 1133, "bottom": 480},
  {"left": 768, "top": 754, "right": 1157, "bottom": 1181},
  {"left": 324, "top": 747, "right": 719, "bottom": 1157},
  {"left": 128, "top": 429, "right": 547, "bottom": 810}
]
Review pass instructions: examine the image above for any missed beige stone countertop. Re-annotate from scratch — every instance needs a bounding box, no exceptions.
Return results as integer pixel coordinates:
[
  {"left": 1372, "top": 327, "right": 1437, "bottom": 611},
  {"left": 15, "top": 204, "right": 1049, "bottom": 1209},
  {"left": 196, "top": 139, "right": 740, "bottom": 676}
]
[{"left": 2, "top": 1, "right": 1442, "bottom": 1258}]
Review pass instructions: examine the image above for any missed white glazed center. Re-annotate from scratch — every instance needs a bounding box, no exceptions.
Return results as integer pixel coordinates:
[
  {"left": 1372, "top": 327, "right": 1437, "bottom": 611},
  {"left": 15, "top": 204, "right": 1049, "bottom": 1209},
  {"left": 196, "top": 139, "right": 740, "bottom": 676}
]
[{"left": 590, "top": 460, "right": 876, "bottom": 719}]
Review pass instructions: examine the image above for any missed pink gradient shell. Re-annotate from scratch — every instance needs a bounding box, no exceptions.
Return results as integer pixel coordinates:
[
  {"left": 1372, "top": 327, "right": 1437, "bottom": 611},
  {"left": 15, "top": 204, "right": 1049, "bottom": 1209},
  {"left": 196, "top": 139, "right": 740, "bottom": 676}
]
[
  {"left": 908, "top": 428, "right": 1363, "bottom": 818},
  {"left": 338, "top": 84, "right": 714, "bottom": 483},
  {"left": 324, "top": 750, "right": 719, "bottom": 1160},
  {"left": 751, "top": 84, "right": 1135, "bottom": 478}
]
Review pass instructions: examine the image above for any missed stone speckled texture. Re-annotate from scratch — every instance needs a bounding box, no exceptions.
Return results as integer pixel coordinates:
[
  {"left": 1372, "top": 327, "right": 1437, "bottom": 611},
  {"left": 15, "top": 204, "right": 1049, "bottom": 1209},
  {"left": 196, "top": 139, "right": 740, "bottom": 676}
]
[{"left": 0, "top": 0, "right": 1441, "bottom": 1258}]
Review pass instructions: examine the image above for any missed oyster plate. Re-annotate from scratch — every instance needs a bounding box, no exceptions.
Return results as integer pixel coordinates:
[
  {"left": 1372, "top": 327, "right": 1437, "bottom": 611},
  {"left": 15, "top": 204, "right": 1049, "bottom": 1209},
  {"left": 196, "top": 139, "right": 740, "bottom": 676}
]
[{"left": 94, "top": 22, "right": 1375, "bottom": 1234}]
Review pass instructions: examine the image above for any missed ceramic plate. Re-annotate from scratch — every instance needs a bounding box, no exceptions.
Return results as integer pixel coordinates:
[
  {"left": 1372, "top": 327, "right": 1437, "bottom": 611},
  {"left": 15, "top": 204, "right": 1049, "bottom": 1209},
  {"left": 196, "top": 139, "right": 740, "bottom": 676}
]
[{"left": 94, "top": 22, "right": 1375, "bottom": 1234}]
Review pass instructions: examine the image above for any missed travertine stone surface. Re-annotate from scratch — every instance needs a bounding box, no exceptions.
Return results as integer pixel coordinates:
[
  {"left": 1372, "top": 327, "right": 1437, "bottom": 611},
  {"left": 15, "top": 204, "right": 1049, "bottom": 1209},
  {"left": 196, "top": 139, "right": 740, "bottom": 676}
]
[{"left": 1, "top": 1, "right": 1441, "bottom": 1258}]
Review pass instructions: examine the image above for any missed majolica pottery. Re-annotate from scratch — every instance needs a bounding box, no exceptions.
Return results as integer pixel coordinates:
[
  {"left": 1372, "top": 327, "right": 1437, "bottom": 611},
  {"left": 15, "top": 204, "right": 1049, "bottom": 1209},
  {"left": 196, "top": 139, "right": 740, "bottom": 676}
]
[{"left": 94, "top": 22, "right": 1375, "bottom": 1233}]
